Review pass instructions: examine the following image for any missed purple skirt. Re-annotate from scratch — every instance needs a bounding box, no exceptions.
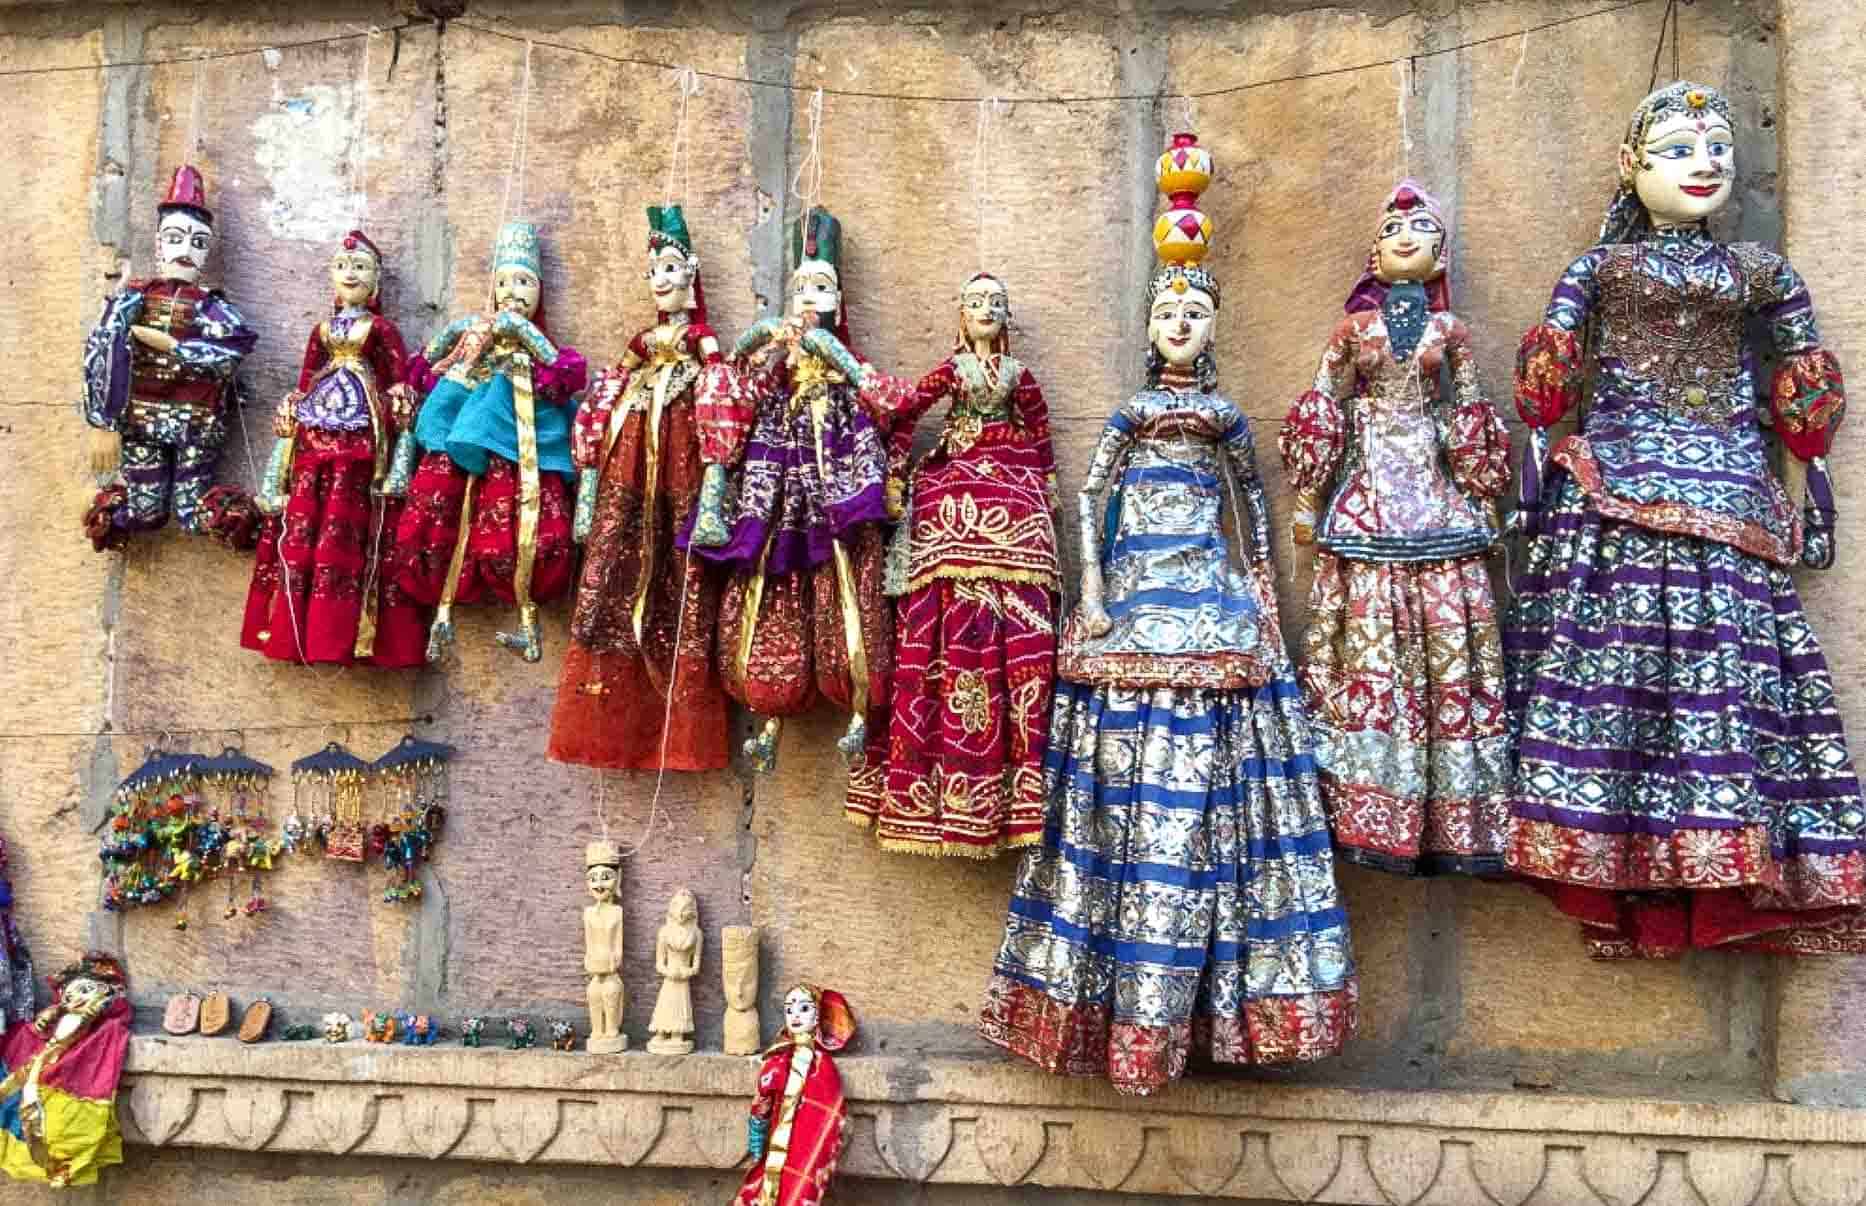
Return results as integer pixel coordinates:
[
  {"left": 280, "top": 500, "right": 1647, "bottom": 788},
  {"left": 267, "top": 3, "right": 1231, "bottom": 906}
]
[
  {"left": 680, "top": 379, "right": 887, "bottom": 575},
  {"left": 1503, "top": 474, "right": 1866, "bottom": 957}
]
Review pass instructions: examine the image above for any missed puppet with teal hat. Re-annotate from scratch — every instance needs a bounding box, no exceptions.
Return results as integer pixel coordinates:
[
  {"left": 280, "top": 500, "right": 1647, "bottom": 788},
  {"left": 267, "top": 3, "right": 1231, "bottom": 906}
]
[
  {"left": 391, "top": 219, "right": 588, "bottom": 663},
  {"left": 679, "top": 206, "right": 893, "bottom": 786},
  {"left": 548, "top": 204, "right": 732, "bottom": 771}
]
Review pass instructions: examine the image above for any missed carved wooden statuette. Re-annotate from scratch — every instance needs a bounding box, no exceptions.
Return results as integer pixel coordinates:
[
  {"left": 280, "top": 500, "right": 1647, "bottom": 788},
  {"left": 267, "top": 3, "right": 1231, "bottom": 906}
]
[
  {"left": 645, "top": 889, "right": 701, "bottom": 1055},
  {"left": 721, "top": 925, "right": 761, "bottom": 1056},
  {"left": 583, "top": 840, "right": 627, "bottom": 1054}
]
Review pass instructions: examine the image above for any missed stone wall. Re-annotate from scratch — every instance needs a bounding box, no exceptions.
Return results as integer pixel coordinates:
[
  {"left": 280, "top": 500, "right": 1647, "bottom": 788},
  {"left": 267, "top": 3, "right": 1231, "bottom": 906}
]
[{"left": 1, "top": 0, "right": 1863, "bottom": 1203}]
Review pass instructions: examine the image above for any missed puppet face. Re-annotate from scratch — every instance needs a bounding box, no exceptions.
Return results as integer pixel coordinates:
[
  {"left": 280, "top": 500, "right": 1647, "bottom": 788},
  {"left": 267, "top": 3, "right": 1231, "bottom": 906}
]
[
  {"left": 330, "top": 246, "right": 381, "bottom": 309},
  {"left": 586, "top": 863, "right": 619, "bottom": 904},
  {"left": 1148, "top": 285, "right": 1216, "bottom": 369},
  {"left": 494, "top": 267, "right": 541, "bottom": 317},
  {"left": 1374, "top": 209, "right": 1446, "bottom": 283},
  {"left": 156, "top": 211, "right": 214, "bottom": 284},
  {"left": 1624, "top": 108, "right": 1735, "bottom": 227},
  {"left": 647, "top": 246, "right": 698, "bottom": 315},
  {"left": 57, "top": 976, "right": 116, "bottom": 1017},
  {"left": 667, "top": 890, "right": 697, "bottom": 925},
  {"left": 960, "top": 278, "right": 1010, "bottom": 344},
  {"left": 788, "top": 260, "right": 841, "bottom": 325},
  {"left": 783, "top": 986, "right": 819, "bottom": 1037}
]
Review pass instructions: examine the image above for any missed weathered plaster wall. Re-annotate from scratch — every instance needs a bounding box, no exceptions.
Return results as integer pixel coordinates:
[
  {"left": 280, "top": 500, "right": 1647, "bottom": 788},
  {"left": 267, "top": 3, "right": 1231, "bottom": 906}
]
[{"left": 0, "top": 0, "right": 1859, "bottom": 1202}]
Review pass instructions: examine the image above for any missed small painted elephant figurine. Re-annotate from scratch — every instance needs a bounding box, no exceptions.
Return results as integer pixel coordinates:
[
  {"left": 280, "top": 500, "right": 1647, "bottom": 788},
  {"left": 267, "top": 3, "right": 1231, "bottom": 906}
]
[
  {"left": 400, "top": 1012, "right": 437, "bottom": 1045},
  {"left": 363, "top": 1010, "right": 397, "bottom": 1043},
  {"left": 461, "top": 1016, "right": 486, "bottom": 1048},
  {"left": 549, "top": 1019, "right": 576, "bottom": 1051},
  {"left": 508, "top": 1016, "right": 536, "bottom": 1050}
]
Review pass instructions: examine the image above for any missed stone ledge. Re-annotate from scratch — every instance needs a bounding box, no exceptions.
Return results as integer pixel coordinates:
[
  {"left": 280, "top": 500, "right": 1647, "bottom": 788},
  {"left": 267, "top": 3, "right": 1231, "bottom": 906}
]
[{"left": 120, "top": 1036, "right": 1866, "bottom": 1203}]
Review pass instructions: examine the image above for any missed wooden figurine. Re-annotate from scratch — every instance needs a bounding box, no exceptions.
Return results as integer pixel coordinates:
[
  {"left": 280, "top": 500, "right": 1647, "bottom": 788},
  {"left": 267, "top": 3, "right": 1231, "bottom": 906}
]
[
  {"left": 721, "top": 925, "right": 761, "bottom": 1056},
  {"left": 583, "top": 840, "right": 627, "bottom": 1053},
  {"left": 646, "top": 890, "right": 701, "bottom": 1055}
]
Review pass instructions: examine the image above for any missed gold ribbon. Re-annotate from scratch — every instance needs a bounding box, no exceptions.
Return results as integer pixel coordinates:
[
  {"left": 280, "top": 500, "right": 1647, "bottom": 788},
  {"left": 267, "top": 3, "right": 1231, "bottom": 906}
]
[
  {"left": 759, "top": 1038, "right": 815, "bottom": 1206},
  {"left": 435, "top": 476, "right": 479, "bottom": 621},
  {"left": 808, "top": 381, "right": 869, "bottom": 718},
  {"left": 628, "top": 329, "right": 686, "bottom": 647},
  {"left": 511, "top": 354, "right": 543, "bottom": 627}
]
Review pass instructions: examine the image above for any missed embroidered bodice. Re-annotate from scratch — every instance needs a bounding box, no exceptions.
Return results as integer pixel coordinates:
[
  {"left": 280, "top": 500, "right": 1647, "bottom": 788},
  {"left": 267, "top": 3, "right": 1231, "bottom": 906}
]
[
  {"left": 1518, "top": 227, "right": 1837, "bottom": 564},
  {"left": 296, "top": 314, "right": 378, "bottom": 431},
  {"left": 1061, "top": 386, "right": 1281, "bottom": 689},
  {"left": 1282, "top": 308, "right": 1507, "bottom": 561},
  {"left": 864, "top": 350, "right": 1060, "bottom": 593}
]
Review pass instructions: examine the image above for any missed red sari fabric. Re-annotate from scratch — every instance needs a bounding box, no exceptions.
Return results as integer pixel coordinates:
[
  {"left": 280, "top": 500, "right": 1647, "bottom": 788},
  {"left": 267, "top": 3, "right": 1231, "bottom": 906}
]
[
  {"left": 857, "top": 578, "right": 1053, "bottom": 856},
  {"left": 733, "top": 1039, "right": 848, "bottom": 1206},
  {"left": 550, "top": 329, "right": 728, "bottom": 770},
  {"left": 0, "top": 999, "right": 131, "bottom": 1101},
  {"left": 240, "top": 431, "right": 426, "bottom": 667},
  {"left": 390, "top": 452, "right": 574, "bottom": 607}
]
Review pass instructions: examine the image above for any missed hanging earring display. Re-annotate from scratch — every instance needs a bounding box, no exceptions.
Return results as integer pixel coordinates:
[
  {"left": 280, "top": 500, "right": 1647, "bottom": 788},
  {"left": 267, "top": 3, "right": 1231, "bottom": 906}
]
[
  {"left": 99, "top": 745, "right": 205, "bottom": 919},
  {"left": 291, "top": 742, "right": 372, "bottom": 862},
  {"left": 369, "top": 735, "right": 454, "bottom": 903},
  {"left": 197, "top": 744, "right": 280, "bottom": 917}
]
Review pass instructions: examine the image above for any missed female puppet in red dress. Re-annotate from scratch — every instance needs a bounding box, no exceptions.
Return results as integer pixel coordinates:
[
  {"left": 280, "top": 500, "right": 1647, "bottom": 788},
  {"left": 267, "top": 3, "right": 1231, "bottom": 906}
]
[
  {"left": 734, "top": 984, "right": 854, "bottom": 1206},
  {"left": 237, "top": 230, "right": 427, "bottom": 666},
  {"left": 851, "top": 273, "right": 1059, "bottom": 856}
]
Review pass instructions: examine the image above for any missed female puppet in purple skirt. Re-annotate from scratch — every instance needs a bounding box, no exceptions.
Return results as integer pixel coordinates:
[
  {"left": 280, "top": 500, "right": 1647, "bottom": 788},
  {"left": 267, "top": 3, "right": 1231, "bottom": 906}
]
[{"left": 1506, "top": 81, "right": 1864, "bottom": 957}]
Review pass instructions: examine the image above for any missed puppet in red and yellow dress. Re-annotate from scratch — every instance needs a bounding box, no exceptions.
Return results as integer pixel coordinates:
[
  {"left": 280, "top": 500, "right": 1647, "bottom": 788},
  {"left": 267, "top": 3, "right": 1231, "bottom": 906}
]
[{"left": 0, "top": 953, "right": 132, "bottom": 1188}]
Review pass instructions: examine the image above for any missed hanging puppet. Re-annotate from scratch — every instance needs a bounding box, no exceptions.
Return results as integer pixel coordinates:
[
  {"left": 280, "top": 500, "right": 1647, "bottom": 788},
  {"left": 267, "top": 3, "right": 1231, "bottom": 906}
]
[
  {"left": 236, "top": 229, "right": 427, "bottom": 667},
  {"left": 81, "top": 165, "right": 257, "bottom": 552},
  {"left": 1279, "top": 182, "right": 1512, "bottom": 876},
  {"left": 0, "top": 954, "right": 131, "bottom": 1188},
  {"left": 393, "top": 220, "right": 588, "bottom": 663},
  {"left": 849, "top": 273, "right": 1059, "bottom": 857},
  {"left": 548, "top": 206, "right": 729, "bottom": 770},
  {"left": 1506, "top": 81, "right": 1864, "bottom": 956},
  {"left": 979, "top": 132, "right": 1357, "bottom": 1096},
  {"left": 734, "top": 984, "right": 853, "bottom": 1206},
  {"left": 680, "top": 207, "right": 892, "bottom": 776}
]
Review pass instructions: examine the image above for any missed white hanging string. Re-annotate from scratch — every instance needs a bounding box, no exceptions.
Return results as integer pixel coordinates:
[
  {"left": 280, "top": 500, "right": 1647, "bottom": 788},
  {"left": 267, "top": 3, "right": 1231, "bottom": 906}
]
[
  {"left": 594, "top": 768, "right": 610, "bottom": 842},
  {"left": 662, "top": 65, "right": 701, "bottom": 208},
  {"left": 349, "top": 26, "right": 379, "bottom": 225},
  {"left": 499, "top": 39, "right": 536, "bottom": 227},
  {"left": 790, "top": 87, "right": 826, "bottom": 241},
  {"left": 1510, "top": 29, "right": 1531, "bottom": 92},
  {"left": 971, "top": 97, "right": 1001, "bottom": 271},
  {"left": 1393, "top": 58, "right": 1414, "bottom": 176},
  {"left": 188, "top": 53, "right": 205, "bottom": 156},
  {"left": 1178, "top": 91, "right": 1197, "bottom": 133}
]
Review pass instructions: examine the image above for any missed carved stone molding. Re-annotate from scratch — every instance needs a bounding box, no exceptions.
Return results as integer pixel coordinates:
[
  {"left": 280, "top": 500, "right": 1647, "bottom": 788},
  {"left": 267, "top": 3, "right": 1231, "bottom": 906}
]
[{"left": 119, "top": 1038, "right": 1866, "bottom": 1203}]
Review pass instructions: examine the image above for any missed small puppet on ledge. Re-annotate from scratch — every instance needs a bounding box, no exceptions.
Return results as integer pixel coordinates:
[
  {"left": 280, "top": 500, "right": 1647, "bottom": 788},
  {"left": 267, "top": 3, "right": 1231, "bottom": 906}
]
[
  {"left": 0, "top": 953, "right": 132, "bottom": 1188},
  {"left": 734, "top": 984, "right": 853, "bottom": 1206}
]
